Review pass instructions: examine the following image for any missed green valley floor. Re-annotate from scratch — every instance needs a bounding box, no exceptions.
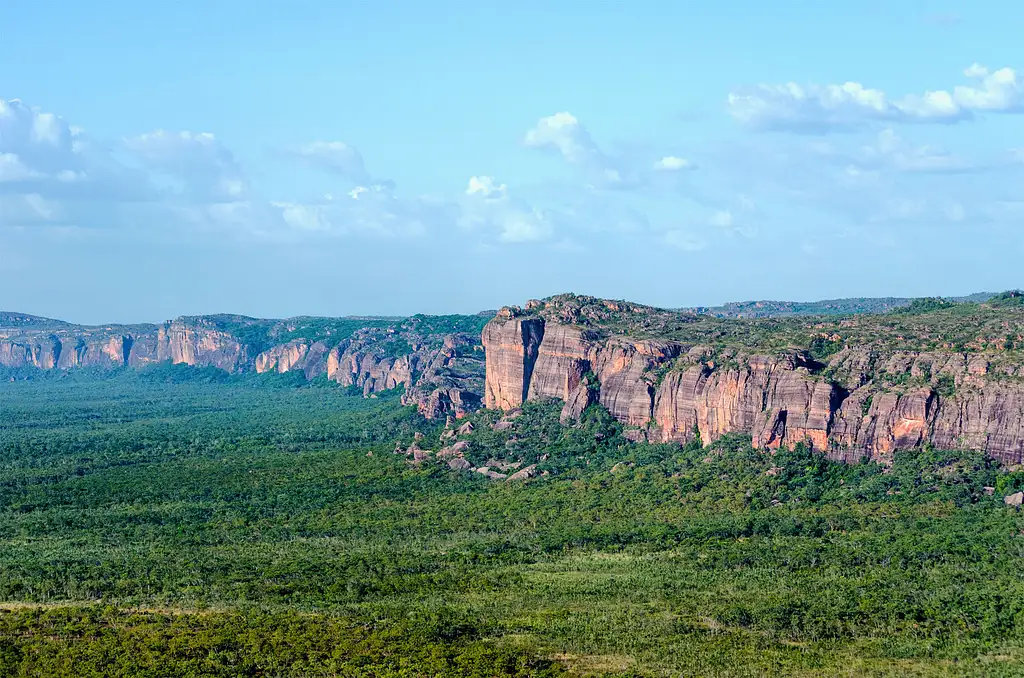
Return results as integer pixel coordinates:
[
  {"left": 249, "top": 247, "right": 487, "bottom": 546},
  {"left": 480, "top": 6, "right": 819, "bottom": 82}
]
[{"left": 1, "top": 372, "right": 1022, "bottom": 677}]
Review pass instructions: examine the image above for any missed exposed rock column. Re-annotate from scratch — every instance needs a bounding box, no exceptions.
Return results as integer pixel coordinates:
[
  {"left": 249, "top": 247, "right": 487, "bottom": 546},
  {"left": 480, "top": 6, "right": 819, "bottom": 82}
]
[{"left": 481, "top": 313, "right": 545, "bottom": 410}]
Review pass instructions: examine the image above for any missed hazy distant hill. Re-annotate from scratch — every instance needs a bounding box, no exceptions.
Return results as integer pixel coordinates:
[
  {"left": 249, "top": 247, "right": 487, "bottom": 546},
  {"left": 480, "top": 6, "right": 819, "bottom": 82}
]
[{"left": 689, "top": 292, "right": 995, "bottom": 318}]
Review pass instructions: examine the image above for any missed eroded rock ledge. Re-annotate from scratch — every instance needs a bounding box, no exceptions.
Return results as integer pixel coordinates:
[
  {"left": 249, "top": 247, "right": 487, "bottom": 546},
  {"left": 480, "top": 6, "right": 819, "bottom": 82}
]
[
  {"left": 482, "top": 300, "right": 1024, "bottom": 465},
  {"left": 0, "top": 315, "right": 486, "bottom": 420}
]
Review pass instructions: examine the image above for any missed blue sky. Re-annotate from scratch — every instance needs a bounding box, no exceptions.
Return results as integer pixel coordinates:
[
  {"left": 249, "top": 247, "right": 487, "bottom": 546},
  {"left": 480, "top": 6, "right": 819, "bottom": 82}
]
[{"left": 1, "top": 0, "right": 1022, "bottom": 323}]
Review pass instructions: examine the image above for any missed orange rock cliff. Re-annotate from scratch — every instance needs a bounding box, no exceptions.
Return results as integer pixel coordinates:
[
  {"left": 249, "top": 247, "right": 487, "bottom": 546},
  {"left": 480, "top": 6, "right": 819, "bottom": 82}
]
[
  {"left": 481, "top": 301, "right": 1024, "bottom": 465},
  {"left": 5, "top": 294, "right": 1024, "bottom": 466},
  {"left": 0, "top": 314, "right": 484, "bottom": 420}
]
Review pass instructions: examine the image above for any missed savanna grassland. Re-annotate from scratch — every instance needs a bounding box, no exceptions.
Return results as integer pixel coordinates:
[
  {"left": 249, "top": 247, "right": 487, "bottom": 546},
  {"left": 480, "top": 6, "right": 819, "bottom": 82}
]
[{"left": 1, "top": 369, "right": 1023, "bottom": 677}]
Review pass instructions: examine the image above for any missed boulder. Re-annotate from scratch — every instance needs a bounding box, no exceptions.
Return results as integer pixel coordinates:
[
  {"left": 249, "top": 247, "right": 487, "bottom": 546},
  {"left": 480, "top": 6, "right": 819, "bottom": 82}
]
[
  {"left": 560, "top": 381, "right": 596, "bottom": 424},
  {"left": 448, "top": 457, "right": 472, "bottom": 471},
  {"left": 436, "top": 446, "right": 459, "bottom": 460},
  {"left": 506, "top": 464, "right": 538, "bottom": 481}
]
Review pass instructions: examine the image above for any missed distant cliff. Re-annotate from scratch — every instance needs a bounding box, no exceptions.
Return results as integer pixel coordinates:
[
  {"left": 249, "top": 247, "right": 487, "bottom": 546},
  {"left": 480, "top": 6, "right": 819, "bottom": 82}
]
[
  {"left": 0, "top": 313, "right": 488, "bottom": 420},
  {"left": 7, "top": 291, "right": 1024, "bottom": 464},
  {"left": 482, "top": 294, "right": 1024, "bottom": 465}
]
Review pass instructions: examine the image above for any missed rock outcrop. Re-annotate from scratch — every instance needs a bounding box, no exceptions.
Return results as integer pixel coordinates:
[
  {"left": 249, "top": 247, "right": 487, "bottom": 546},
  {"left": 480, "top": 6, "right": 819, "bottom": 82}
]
[
  {"left": 482, "top": 309, "right": 1024, "bottom": 466},
  {"left": 255, "top": 340, "right": 330, "bottom": 379},
  {"left": 0, "top": 317, "right": 253, "bottom": 373},
  {"left": 1, "top": 313, "right": 487, "bottom": 420},
  {"left": 482, "top": 310, "right": 545, "bottom": 410}
]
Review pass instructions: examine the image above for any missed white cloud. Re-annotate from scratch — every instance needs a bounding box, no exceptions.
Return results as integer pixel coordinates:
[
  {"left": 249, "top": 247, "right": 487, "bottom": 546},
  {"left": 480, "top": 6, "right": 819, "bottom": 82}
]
[
  {"left": 955, "top": 64, "right": 1023, "bottom": 111},
  {"left": 124, "top": 130, "right": 248, "bottom": 201},
  {"left": 728, "top": 64, "right": 1023, "bottom": 133},
  {"left": 346, "top": 184, "right": 393, "bottom": 201},
  {"left": 286, "top": 141, "right": 371, "bottom": 184},
  {"left": 3, "top": 97, "right": 679, "bottom": 250},
  {"left": 268, "top": 182, "right": 464, "bottom": 240},
  {"left": 1, "top": 99, "right": 81, "bottom": 178},
  {"left": 0, "top": 98, "right": 157, "bottom": 228},
  {"left": 653, "top": 155, "right": 694, "bottom": 171},
  {"left": 30, "top": 112, "right": 63, "bottom": 145},
  {"left": 0, "top": 153, "right": 38, "bottom": 182},
  {"left": 524, "top": 112, "right": 598, "bottom": 163},
  {"left": 524, "top": 112, "right": 646, "bottom": 190},
  {"left": 465, "top": 175, "right": 507, "bottom": 198},
  {"left": 461, "top": 176, "right": 552, "bottom": 242}
]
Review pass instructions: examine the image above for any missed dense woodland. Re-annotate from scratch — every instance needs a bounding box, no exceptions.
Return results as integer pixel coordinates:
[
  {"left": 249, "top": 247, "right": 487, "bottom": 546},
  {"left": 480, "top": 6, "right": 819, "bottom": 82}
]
[{"left": 1, "top": 368, "right": 1023, "bottom": 676}]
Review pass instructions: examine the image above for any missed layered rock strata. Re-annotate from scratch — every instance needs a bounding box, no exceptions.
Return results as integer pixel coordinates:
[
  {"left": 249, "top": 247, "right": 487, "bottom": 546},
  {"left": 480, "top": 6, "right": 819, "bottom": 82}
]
[
  {"left": 1, "top": 316, "right": 485, "bottom": 420},
  {"left": 482, "top": 310, "right": 1024, "bottom": 465}
]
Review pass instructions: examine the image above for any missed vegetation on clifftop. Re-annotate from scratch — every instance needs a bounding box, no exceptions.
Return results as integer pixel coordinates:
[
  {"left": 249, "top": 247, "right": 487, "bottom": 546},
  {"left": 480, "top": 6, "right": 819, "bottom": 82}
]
[{"left": 520, "top": 292, "right": 1024, "bottom": 354}]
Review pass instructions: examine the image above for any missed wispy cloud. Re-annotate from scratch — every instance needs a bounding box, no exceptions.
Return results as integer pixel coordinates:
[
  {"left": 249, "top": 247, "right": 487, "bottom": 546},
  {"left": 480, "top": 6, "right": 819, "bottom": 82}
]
[
  {"left": 728, "top": 64, "right": 1022, "bottom": 133},
  {"left": 524, "top": 112, "right": 689, "bottom": 191}
]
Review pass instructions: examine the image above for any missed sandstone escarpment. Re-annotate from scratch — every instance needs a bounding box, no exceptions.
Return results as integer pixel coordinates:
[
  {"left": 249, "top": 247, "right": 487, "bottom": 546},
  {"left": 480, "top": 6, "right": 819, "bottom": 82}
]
[
  {"left": 256, "top": 340, "right": 330, "bottom": 379},
  {"left": 481, "top": 310, "right": 545, "bottom": 410},
  {"left": 482, "top": 307, "right": 1024, "bottom": 465},
  {"left": 160, "top": 319, "right": 250, "bottom": 371},
  {"left": 402, "top": 333, "right": 484, "bottom": 419},
  {"left": 0, "top": 333, "right": 136, "bottom": 370},
  {"left": 1, "top": 313, "right": 487, "bottom": 420}
]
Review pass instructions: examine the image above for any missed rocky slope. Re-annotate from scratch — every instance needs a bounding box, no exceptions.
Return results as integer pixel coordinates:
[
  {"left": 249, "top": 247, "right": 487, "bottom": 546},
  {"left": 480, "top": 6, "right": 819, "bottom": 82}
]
[
  {"left": 0, "top": 313, "right": 487, "bottom": 419},
  {"left": 482, "top": 295, "right": 1024, "bottom": 465}
]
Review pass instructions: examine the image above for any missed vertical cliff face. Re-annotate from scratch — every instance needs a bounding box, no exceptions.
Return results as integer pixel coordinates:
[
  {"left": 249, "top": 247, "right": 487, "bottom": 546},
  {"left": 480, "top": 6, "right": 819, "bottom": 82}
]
[
  {"left": 482, "top": 311, "right": 683, "bottom": 426},
  {"left": 160, "top": 320, "right": 250, "bottom": 371},
  {"left": 0, "top": 337, "right": 60, "bottom": 370},
  {"left": 255, "top": 340, "right": 330, "bottom": 379},
  {"left": 481, "top": 310, "right": 545, "bottom": 410},
  {"left": 593, "top": 339, "right": 681, "bottom": 426},
  {"left": 327, "top": 348, "right": 413, "bottom": 394},
  {"left": 1, "top": 313, "right": 488, "bottom": 420},
  {"left": 482, "top": 313, "right": 1024, "bottom": 465},
  {"left": 0, "top": 333, "right": 139, "bottom": 370}
]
